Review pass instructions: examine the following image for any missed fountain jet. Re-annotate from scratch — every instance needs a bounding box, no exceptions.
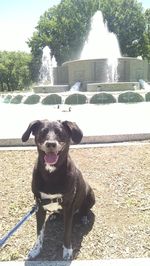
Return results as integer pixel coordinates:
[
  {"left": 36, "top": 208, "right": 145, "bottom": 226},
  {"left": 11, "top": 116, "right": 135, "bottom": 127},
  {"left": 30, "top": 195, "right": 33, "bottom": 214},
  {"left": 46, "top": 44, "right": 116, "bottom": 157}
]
[
  {"left": 80, "top": 11, "right": 121, "bottom": 82},
  {"left": 39, "top": 46, "right": 57, "bottom": 85}
]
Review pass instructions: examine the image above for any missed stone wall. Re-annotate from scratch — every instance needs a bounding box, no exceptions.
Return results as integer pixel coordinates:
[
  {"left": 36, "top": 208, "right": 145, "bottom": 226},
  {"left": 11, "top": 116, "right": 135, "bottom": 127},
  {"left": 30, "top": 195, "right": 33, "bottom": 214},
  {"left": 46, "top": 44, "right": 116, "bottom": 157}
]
[
  {"left": 56, "top": 58, "right": 149, "bottom": 90},
  {"left": 87, "top": 82, "right": 139, "bottom": 92},
  {"left": 53, "top": 65, "right": 68, "bottom": 85}
]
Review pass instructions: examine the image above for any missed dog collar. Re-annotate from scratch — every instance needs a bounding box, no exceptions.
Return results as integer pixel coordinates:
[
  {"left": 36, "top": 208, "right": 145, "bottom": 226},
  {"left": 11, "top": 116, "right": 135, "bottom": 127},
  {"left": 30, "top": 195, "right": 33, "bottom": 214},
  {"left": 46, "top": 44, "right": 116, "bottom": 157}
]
[{"left": 39, "top": 192, "right": 63, "bottom": 205}]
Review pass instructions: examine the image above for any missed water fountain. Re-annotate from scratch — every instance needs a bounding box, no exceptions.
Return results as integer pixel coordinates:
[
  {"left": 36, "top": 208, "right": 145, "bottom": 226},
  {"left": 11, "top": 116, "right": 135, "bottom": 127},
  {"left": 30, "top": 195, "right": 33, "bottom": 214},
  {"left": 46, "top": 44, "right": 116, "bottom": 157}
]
[
  {"left": 38, "top": 46, "right": 53, "bottom": 85},
  {"left": 34, "top": 46, "right": 69, "bottom": 93},
  {"left": 80, "top": 11, "right": 121, "bottom": 82},
  {"left": 34, "top": 11, "right": 150, "bottom": 94}
]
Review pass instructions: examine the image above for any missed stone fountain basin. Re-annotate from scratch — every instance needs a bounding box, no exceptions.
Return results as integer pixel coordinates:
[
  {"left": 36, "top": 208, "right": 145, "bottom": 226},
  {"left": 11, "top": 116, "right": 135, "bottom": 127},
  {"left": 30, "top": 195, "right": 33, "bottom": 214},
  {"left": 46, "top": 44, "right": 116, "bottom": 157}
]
[
  {"left": 33, "top": 82, "right": 140, "bottom": 93},
  {"left": 62, "top": 57, "right": 149, "bottom": 88},
  {"left": 33, "top": 84, "right": 69, "bottom": 93},
  {"left": 33, "top": 57, "right": 149, "bottom": 92},
  {"left": 87, "top": 82, "right": 139, "bottom": 92}
]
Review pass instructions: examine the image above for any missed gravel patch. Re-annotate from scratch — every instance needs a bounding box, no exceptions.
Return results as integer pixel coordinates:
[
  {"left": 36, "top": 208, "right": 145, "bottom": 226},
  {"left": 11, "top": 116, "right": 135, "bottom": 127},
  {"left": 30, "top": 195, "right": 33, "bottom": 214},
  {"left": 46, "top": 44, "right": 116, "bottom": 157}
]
[{"left": 0, "top": 144, "right": 150, "bottom": 261}]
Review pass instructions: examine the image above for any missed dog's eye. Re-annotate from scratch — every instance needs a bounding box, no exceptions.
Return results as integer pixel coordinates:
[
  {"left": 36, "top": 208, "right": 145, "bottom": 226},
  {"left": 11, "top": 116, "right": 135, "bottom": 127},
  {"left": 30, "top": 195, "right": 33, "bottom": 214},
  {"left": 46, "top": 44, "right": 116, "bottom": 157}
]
[
  {"left": 54, "top": 128, "right": 61, "bottom": 135},
  {"left": 54, "top": 128, "right": 68, "bottom": 142},
  {"left": 40, "top": 128, "right": 49, "bottom": 137},
  {"left": 54, "top": 128, "right": 64, "bottom": 139}
]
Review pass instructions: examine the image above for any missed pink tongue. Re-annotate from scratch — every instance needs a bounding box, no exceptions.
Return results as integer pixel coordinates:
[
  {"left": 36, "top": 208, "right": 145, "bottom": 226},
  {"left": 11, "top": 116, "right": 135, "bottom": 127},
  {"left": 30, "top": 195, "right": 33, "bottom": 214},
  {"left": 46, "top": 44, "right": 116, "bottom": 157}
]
[{"left": 44, "top": 153, "right": 58, "bottom": 165}]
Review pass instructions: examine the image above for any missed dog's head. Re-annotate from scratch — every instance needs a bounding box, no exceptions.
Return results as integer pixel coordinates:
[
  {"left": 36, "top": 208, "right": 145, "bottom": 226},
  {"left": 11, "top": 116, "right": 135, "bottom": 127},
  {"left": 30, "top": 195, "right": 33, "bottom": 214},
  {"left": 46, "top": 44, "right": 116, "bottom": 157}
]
[{"left": 22, "top": 119, "right": 83, "bottom": 170}]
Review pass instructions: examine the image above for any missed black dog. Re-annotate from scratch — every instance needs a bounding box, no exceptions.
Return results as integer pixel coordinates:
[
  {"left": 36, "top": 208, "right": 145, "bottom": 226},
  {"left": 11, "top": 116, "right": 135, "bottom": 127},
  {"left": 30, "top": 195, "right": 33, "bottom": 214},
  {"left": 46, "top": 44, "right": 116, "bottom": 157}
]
[{"left": 22, "top": 119, "right": 95, "bottom": 260}]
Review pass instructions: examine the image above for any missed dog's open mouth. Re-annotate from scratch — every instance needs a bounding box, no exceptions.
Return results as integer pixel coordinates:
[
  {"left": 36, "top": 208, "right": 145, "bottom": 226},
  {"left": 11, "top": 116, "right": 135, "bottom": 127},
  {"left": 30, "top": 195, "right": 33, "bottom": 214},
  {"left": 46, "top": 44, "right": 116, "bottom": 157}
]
[{"left": 44, "top": 153, "right": 59, "bottom": 165}]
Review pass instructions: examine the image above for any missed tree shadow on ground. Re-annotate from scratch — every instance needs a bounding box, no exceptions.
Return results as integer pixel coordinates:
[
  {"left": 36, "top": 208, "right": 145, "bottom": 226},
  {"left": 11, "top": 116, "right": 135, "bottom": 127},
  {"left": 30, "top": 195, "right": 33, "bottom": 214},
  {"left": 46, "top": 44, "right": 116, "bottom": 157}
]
[{"left": 26, "top": 209, "right": 95, "bottom": 262}]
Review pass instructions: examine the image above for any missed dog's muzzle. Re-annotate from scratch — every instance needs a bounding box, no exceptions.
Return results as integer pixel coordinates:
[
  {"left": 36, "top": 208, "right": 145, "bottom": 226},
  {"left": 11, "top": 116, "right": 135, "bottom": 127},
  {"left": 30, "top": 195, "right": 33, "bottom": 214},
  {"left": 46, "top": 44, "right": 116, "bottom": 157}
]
[{"left": 38, "top": 140, "right": 61, "bottom": 165}]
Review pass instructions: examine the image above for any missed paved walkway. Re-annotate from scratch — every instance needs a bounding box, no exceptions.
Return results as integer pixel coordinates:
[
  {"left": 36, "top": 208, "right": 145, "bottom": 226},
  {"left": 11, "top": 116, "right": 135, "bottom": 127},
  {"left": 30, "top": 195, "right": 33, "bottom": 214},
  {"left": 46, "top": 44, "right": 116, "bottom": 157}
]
[
  {"left": 1, "top": 102, "right": 150, "bottom": 145},
  {"left": 0, "top": 258, "right": 150, "bottom": 266}
]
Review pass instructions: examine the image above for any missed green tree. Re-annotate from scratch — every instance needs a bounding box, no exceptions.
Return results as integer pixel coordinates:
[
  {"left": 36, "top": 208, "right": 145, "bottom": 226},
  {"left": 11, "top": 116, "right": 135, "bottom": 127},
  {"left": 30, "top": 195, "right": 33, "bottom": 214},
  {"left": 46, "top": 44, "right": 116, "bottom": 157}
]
[
  {"left": 28, "top": 0, "right": 149, "bottom": 79},
  {"left": 99, "top": 0, "right": 146, "bottom": 57},
  {"left": 28, "top": 0, "right": 100, "bottom": 81},
  {"left": 0, "top": 51, "right": 32, "bottom": 91},
  {"left": 141, "top": 8, "right": 150, "bottom": 60}
]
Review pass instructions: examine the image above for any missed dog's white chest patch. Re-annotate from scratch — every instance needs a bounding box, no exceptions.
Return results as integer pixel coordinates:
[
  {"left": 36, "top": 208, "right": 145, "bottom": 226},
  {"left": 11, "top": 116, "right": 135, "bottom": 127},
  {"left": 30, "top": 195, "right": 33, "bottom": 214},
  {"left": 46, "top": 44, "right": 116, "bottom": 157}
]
[
  {"left": 40, "top": 192, "right": 63, "bottom": 201},
  {"left": 45, "top": 163, "right": 56, "bottom": 173}
]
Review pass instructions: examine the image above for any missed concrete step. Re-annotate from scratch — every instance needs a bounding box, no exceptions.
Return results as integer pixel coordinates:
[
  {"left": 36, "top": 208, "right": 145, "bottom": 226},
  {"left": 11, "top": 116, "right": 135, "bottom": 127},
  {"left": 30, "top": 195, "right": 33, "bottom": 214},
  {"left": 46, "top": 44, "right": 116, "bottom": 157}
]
[{"left": 0, "top": 258, "right": 150, "bottom": 266}]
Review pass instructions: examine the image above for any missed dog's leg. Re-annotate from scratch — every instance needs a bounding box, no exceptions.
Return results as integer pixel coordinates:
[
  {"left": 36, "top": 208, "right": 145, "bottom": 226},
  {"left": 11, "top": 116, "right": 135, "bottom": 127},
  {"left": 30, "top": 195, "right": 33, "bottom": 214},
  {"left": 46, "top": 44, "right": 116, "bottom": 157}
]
[
  {"left": 27, "top": 204, "right": 46, "bottom": 259},
  {"left": 63, "top": 206, "right": 74, "bottom": 260},
  {"left": 79, "top": 187, "right": 95, "bottom": 224}
]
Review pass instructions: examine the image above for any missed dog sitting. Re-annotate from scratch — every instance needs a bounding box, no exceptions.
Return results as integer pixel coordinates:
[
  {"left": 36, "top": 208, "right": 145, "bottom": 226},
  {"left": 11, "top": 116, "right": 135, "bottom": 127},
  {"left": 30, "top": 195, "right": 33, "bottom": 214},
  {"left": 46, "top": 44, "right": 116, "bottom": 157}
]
[{"left": 22, "top": 119, "right": 95, "bottom": 260}]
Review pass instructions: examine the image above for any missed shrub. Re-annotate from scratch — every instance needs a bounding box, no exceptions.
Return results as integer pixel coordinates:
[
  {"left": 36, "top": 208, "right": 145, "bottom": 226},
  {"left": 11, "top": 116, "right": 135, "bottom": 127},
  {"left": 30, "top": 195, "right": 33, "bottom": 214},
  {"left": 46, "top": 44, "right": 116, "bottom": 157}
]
[
  {"left": 90, "top": 92, "right": 116, "bottom": 104},
  {"left": 41, "top": 94, "right": 62, "bottom": 105},
  {"left": 118, "top": 91, "right": 144, "bottom": 103},
  {"left": 65, "top": 93, "right": 87, "bottom": 105},
  {"left": 3, "top": 95, "right": 12, "bottom": 103},
  {"left": 145, "top": 92, "right": 150, "bottom": 102},
  {"left": 10, "top": 95, "right": 23, "bottom": 104},
  {"left": 24, "top": 94, "right": 40, "bottom": 104}
]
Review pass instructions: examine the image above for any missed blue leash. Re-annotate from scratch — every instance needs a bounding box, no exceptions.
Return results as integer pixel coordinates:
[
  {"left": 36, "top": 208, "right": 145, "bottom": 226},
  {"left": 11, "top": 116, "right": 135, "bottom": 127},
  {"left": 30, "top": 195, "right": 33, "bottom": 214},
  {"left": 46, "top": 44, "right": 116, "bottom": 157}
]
[{"left": 0, "top": 204, "right": 38, "bottom": 248}]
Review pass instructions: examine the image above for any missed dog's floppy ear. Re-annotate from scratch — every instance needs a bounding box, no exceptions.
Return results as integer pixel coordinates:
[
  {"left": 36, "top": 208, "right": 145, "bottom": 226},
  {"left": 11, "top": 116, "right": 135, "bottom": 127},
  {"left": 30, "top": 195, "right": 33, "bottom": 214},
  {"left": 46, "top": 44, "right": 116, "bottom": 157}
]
[
  {"left": 62, "top": 120, "right": 83, "bottom": 144},
  {"left": 22, "top": 120, "right": 41, "bottom": 142}
]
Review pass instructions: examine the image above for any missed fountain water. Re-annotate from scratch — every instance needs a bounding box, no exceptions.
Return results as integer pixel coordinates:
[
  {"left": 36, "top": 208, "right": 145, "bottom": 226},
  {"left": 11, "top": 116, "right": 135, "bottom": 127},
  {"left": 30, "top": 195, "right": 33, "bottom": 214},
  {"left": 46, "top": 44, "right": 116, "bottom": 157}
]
[
  {"left": 33, "top": 11, "right": 149, "bottom": 93},
  {"left": 34, "top": 46, "right": 69, "bottom": 93},
  {"left": 80, "top": 11, "right": 121, "bottom": 82},
  {"left": 39, "top": 46, "right": 57, "bottom": 85}
]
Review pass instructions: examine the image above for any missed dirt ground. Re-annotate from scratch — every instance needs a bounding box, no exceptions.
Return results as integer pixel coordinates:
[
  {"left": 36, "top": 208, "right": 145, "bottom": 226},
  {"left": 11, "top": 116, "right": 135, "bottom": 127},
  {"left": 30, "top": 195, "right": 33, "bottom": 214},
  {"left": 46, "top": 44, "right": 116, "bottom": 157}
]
[{"left": 0, "top": 143, "right": 150, "bottom": 261}]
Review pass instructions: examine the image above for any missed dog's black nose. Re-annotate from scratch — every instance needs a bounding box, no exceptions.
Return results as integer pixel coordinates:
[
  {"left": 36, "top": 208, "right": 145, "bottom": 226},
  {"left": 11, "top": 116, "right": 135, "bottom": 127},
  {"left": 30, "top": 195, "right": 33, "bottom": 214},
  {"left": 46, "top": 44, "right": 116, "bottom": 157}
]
[{"left": 46, "top": 141, "right": 57, "bottom": 148}]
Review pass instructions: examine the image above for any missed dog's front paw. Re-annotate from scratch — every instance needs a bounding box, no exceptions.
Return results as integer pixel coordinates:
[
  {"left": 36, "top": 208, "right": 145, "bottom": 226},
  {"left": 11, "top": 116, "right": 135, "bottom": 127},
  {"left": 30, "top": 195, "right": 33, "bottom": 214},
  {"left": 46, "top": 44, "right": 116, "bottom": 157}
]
[
  {"left": 63, "top": 245, "right": 73, "bottom": 260},
  {"left": 27, "top": 227, "right": 44, "bottom": 260},
  {"left": 27, "top": 242, "right": 42, "bottom": 260}
]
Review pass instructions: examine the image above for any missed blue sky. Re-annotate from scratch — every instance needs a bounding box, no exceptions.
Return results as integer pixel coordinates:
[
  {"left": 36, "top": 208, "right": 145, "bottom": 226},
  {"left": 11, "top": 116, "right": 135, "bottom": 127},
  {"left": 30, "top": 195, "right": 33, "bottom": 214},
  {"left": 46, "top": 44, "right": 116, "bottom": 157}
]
[
  {"left": 0, "top": 0, "right": 149, "bottom": 53},
  {"left": 0, "top": 0, "right": 60, "bottom": 52}
]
